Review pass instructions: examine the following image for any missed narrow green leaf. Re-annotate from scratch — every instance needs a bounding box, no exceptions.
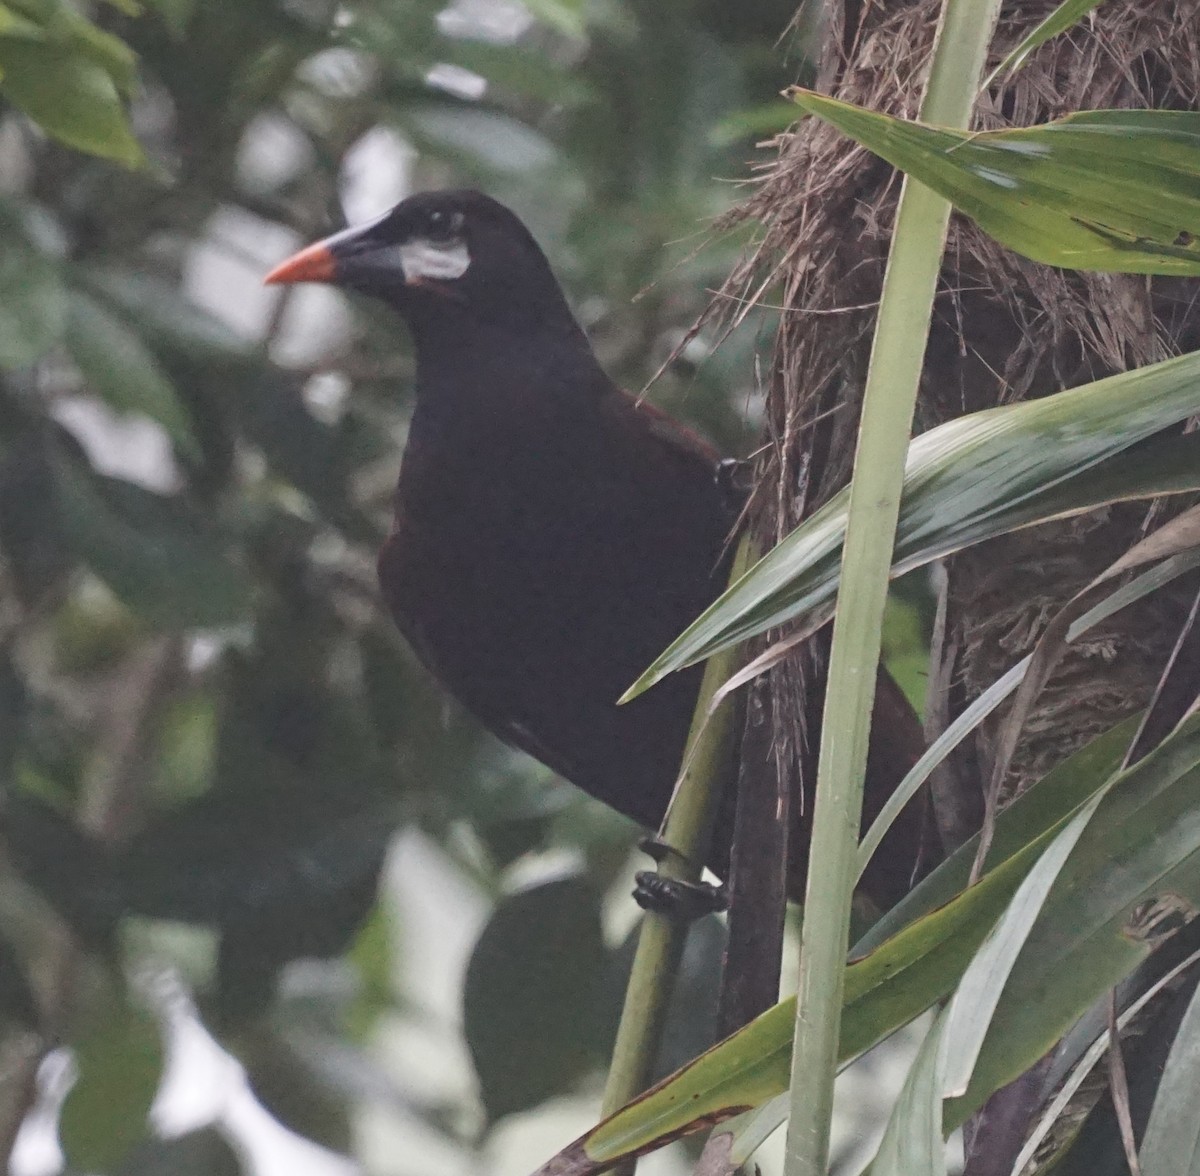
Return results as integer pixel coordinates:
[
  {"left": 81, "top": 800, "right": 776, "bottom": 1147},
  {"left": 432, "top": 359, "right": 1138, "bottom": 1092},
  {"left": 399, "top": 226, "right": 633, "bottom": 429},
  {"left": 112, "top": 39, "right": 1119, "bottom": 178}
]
[
  {"left": 1014, "top": 945, "right": 1200, "bottom": 1174},
  {"left": 986, "top": 429, "right": 1200, "bottom": 541},
  {"left": 1136, "top": 980, "right": 1200, "bottom": 1174},
  {"left": 80, "top": 267, "right": 253, "bottom": 360},
  {"left": 727, "top": 723, "right": 1143, "bottom": 1168},
  {"left": 51, "top": 452, "right": 253, "bottom": 629},
  {"left": 65, "top": 292, "right": 200, "bottom": 458},
  {"left": 579, "top": 998, "right": 795, "bottom": 1167},
  {"left": 858, "top": 549, "right": 1200, "bottom": 882},
  {"left": 787, "top": 95, "right": 1200, "bottom": 275},
  {"left": 0, "top": 2, "right": 43, "bottom": 36},
  {"left": 0, "top": 0, "right": 53, "bottom": 27},
  {"left": 983, "top": 0, "right": 1108, "bottom": 87},
  {"left": 784, "top": 0, "right": 1009, "bottom": 1164},
  {"left": 1, "top": 0, "right": 138, "bottom": 90},
  {"left": 141, "top": 0, "right": 192, "bottom": 38},
  {"left": 60, "top": 999, "right": 162, "bottom": 1170},
  {"left": 547, "top": 829, "right": 1055, "bottom": 1173},
  {"left": 534, "top": 717, "right": 1200, "bottom": 1174},
  {"left": 57, "top": 11, "right": 138, "bottom": 96},
  {"left": 867, "top": 1014, "right": 949, "bottom": 1176},
  {"left": 939, "top": 791, "right": 1102, "bottom": 1097},
  {"left": 839, "top": 828, "right": 1065, "bottom": 1062},
  {"left": 710, "top": 100, "right": 798, "bottom": 147},
  {"left": 2, "top": 0, "right": 58, "bottom": 23},
  {"left": 858, "top": 715, "right": 1144, "bottom": 954},
  {"left": 405, "top": 104, "right": 556, "bottom": 174},
  {"left": 626, "top": 349, "right": 1200, "bottom": 698},
  {"left": 725, "top": 1095, "right": 789, "bottom": 1167},
  {"left": 947, "top": 722, "right": 1200, "bottom": 1128},
  {"left": 446, "top": 41, "right": 589, "bottom": 106},
  {"left": 0, "top": 199, "right": 65, "bottom": 368},
  {"left": 520, "top": 0, "right": 584, "bottom": 38},
  {"left": 0, "top": 38, "right": 142, "bottom": 164}
]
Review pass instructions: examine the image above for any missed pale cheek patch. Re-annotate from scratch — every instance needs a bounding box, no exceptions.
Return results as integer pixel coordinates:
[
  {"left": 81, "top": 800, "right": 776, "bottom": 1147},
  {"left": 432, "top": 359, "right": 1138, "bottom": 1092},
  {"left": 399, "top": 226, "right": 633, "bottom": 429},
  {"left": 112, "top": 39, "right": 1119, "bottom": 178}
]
[{"left": 397, "top": 237, "right": 472, "bottom": 283}]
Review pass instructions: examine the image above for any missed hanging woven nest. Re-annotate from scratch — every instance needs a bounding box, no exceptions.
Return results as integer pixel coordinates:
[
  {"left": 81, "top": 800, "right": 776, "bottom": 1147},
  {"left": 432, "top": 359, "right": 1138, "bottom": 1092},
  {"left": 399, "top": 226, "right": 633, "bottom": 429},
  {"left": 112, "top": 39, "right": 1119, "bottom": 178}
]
[{"left": 714, "top": 0, "right": 1200, "bottom": 834}]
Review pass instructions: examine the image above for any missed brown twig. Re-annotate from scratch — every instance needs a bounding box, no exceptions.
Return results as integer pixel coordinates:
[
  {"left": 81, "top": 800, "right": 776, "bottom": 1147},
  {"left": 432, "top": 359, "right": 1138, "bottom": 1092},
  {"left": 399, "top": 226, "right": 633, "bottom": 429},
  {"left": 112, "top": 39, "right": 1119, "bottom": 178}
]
[{"left": 1106, "top": 991, "right": 1143, "bottom": 1176}]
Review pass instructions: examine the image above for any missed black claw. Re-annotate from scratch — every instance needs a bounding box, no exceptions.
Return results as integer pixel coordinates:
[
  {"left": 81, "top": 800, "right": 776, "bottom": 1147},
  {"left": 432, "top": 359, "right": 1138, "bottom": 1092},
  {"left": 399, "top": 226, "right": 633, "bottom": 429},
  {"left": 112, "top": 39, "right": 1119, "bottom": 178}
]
[
  {"left": 637, "top": 834, "right": 690, "bottom": 867},
  {"left": 633, "top": 872, "right": 729, "bottom": 920}
]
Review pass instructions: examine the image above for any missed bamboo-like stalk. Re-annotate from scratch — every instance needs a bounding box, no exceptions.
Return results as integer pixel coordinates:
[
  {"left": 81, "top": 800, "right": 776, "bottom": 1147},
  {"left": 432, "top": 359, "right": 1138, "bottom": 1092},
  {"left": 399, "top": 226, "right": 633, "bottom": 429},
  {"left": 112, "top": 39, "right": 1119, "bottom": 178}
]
[
  {"left": 782, "top": 3, "right": 1003, "bottom": 1173},
  {"left": 601, "top": 536, "right": 754, "bottom": 1143}
]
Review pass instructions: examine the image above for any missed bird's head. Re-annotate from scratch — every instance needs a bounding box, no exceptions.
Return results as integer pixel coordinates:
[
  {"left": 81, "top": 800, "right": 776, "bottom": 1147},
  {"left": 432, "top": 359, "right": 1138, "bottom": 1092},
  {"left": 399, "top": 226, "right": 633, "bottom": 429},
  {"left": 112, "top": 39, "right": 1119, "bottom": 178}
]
[{"left": 265, "top": 190, "right": 573, "bottom": 334}]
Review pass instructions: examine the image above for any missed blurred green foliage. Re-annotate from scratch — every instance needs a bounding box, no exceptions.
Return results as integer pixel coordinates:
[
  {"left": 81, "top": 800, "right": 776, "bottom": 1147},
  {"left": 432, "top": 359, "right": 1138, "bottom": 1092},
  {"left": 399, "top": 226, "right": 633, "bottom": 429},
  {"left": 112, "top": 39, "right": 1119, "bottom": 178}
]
[
  {"left": 0, "top": 0, "right": 812, "bottom": 1171},
  {"left": 0, "top": 0, "right": 142, "bottom": 165}
]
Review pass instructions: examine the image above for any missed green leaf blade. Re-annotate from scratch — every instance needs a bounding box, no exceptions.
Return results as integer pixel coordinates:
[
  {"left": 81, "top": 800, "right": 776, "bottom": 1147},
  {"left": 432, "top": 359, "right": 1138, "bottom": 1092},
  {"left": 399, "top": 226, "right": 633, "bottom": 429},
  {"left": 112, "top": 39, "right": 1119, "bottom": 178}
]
[
  {"left": 0, "top": 199, "right": 65, "bottom": 368},
  {"left": 1137, "top": 980, "right": 1200, "bottom": 1174},
  {"left": 0, "top": 37, "right": 142, "bottom": 164},
  {"left": 463, "top": 876, "right": 612, "bottom": 1122},
  {"left": 544, "top": 716, "right": 1200, "bottom": 1175},
  {"left": 985, "top": 0, "right": 1107, "bottom": 86},
  {"left": 51, "top": 453, "right": 253, "bottom": 630},
  {"left": 939, "top": 791, "right": 1103, "bottom": 1097},
  {"left": 627, "top": 348, "right": 1200, "bottom": 698},
  {"left": 867, "top": 1015, "right": 949, "bottom": 1176},
  {"left": 787, "top": 95, "right": 1200, "bottom": 275},
  {"left": 65, "top": 292, "right": 201, "bottom": 459}
]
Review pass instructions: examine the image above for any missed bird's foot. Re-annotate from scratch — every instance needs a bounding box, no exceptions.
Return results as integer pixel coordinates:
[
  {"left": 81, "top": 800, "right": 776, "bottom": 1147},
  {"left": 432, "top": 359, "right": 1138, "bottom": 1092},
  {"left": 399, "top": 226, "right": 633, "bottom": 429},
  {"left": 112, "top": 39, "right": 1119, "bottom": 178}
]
[
  {"left": 633, "top": 837, "right": 728, "bottom": 920},
  {"left": 633, "top": 872, "right": 728, "bottom": 920}
]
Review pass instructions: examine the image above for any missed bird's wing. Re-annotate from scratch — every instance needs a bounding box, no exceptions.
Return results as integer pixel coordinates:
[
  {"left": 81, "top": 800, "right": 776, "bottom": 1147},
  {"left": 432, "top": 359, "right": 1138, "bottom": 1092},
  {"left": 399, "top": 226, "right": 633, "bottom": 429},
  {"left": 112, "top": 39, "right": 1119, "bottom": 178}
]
[
  {"left": 486, "top": 715, "right": 591, "bottom": 786},
  {"left": 598, "top": 386, "right": 723, "bottom": 473},
  {"left": 378, "top": 511, "right": 597, "bottom": 787}
]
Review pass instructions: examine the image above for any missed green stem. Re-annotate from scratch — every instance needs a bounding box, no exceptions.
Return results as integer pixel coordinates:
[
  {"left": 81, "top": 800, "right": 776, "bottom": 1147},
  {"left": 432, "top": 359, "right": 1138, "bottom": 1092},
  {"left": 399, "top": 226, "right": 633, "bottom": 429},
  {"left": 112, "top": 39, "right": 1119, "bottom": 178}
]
[
  {"left": 782, "top": 3, "right": 1002, "bottom": 1173},
  {"left": 602, "top": 535, "right": 755, "bottom": 1129}
]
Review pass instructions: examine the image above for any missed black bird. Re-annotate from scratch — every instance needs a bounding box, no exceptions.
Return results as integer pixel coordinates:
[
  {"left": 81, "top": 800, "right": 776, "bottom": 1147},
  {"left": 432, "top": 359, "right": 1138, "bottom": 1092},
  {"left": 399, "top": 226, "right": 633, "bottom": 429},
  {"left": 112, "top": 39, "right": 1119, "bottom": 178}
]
[{"left": 265, "top": 190, "right": 931, "bottom": 908}]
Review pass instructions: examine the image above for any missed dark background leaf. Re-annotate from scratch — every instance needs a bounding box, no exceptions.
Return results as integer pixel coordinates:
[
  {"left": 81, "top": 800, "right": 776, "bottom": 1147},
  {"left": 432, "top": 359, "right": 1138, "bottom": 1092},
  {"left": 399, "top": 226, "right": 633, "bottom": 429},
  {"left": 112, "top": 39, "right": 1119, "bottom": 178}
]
[{"left": 463, "top": 875, "right": 614, "bottom": 1123}]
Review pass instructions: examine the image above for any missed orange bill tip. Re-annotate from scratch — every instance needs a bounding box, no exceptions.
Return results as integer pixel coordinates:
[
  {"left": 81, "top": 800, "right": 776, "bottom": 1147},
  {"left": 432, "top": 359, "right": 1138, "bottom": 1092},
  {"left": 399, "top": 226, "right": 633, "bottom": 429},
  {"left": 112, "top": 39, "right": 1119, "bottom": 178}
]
[{"left": 263, "top": 241, "right": 337, "bottom": 286}]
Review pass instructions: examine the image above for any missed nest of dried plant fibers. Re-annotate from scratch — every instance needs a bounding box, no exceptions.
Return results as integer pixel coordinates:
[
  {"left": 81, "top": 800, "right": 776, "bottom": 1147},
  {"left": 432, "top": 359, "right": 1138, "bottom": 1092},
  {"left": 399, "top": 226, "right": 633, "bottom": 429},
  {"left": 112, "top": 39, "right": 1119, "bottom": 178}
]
[{"left": 716, "top": 0, "right": 1200, "bottom": 828}]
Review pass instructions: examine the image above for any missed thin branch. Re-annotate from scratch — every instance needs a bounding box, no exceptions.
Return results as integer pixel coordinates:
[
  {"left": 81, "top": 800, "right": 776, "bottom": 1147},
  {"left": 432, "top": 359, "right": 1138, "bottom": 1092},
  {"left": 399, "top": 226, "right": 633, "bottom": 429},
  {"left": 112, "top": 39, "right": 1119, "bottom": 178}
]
[
  {"left": 1106, "top": 991, "right": 1143, "bottom": 1176},
  {"left": 600, "top": 537, "right": 754, "bottom": 1160}
]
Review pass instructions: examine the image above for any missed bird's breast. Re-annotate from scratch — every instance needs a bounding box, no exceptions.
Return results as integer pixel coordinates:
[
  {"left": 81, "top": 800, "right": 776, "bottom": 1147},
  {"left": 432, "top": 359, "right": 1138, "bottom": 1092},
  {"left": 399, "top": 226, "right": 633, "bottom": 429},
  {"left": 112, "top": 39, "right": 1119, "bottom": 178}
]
[{"left": 381, "top": 424, "right": 724, "bottom": 694}]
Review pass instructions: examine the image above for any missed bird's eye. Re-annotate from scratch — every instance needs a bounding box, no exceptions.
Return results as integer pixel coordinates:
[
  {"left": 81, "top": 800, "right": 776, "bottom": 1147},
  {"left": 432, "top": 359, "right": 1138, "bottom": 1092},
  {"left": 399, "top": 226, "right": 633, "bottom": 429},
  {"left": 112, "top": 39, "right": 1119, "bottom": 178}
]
[{"left": 425, "top": 209, "right": 464, "bottom": 242}]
